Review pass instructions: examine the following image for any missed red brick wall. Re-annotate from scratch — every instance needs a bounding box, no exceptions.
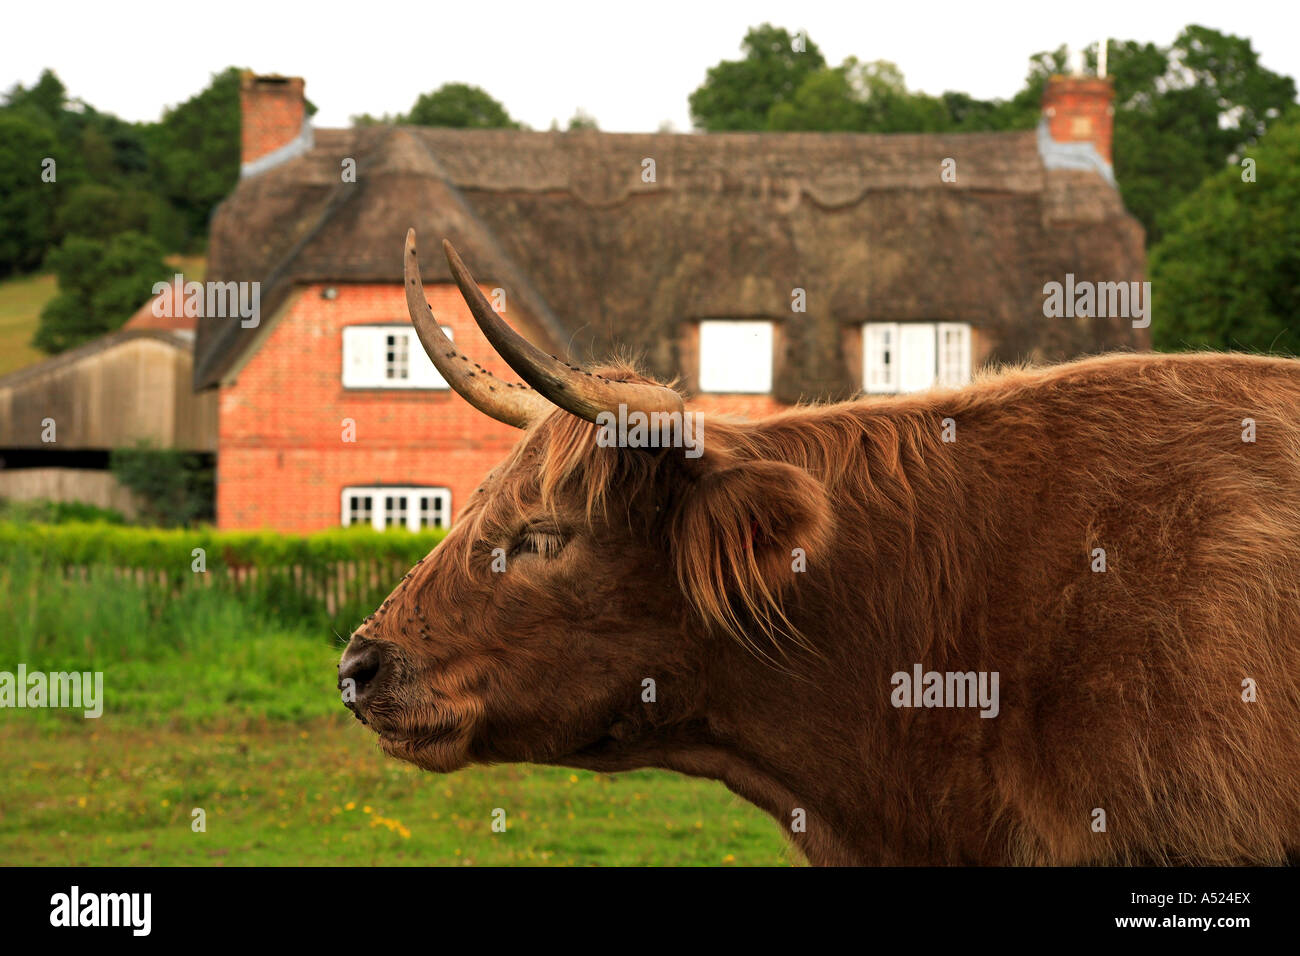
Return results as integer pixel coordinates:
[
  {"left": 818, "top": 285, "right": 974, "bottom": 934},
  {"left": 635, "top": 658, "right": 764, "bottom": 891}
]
[
  {"left": 1041, "top": 76, "right": 1115, "bottom": 165},
  {"left": 216, "top": 283, "right": 538, "bottom": 531},
  {"left": 240, "top": 74, "right": 306, "bottom": 167}
]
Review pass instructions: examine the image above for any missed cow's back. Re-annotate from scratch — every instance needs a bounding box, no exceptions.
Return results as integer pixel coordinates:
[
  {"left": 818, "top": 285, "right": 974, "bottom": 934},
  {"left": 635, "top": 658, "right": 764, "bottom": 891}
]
[{"left": 967, "top": 353, "right": 1300, "bottom": 864}]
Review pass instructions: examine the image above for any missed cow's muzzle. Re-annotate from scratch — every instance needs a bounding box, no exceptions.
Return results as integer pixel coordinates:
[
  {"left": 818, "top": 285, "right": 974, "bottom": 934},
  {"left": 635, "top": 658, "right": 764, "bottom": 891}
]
[{"left": 338, "top": 636, "right": 392, "bottom": 721}]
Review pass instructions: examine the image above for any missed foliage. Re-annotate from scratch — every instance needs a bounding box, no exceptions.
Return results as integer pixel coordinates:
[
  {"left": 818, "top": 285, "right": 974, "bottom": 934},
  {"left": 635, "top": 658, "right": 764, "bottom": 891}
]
[
  {"left": 404, "top": 83, "right": 519, "bottom": 128},
  {"left": 109, "top": 443, "right": 214, "bottom": 527},
  {"left": 53, "top": 182, "right": 165, "bottom": 241},
  {"left": 566, "top": 108, "right": 599, "bottom": 131},
  {"left": 31, "top": 232, "right": 169, "bottom": 353},
  {"left": 0, "top": 66, "right": 242, "bottom": 274},
  {"left": 1107, "top": 27, "right": 1297, "bottom": 243},
  {"left": 1150, "top": 110, "right": 1300, "bottom": 353},
  {"left": 689, "top": 23, "right": 826, "bottom": 131},
  {"left": 0, "top": 519, "right": 445, "bottom": 568},
  {"left": 0, "top": 497, "right": 125, "bottom": 524},
  {"left": 768, "top": 57, "right": 1021, "bottom": 133},
  {"left": 0, "top": 111, "right": 57, "bottom": 276},
  {"left": 0, "top": 519, "right": 448, "bottom": 635},
  {"left": 693, "top": 26, "right": 1047, "bottom": 135},
  {"left": 141, "top": 67, "right": 242, "bottom": 245}
]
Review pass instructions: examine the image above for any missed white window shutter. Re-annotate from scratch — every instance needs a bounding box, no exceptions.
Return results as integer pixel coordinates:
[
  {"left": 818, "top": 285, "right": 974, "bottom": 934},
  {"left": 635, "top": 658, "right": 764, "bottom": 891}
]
[
  {"left": 863, "top": 323, "right": 899, "bottom": 393},
  {"left": 408, "top": 327, "right": 452, "bottom": 389},
  {"left": 937, "top": 323, "right": 971, "bottom": 386},
  {"left": 898, "top": 324, "right": 937, "bottom": 393},
  {"left": 342, "top": 327, "right": 380, "bottom": 388},
  {"left": 698, "top": 320, "right": 773, "bottom": 393}
]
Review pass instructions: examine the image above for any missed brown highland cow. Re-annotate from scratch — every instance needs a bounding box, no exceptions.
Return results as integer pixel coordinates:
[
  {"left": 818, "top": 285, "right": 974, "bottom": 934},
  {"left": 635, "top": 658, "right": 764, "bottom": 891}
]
[{"left": 339, "top": 230, "right": 1300, "bottom": 865}]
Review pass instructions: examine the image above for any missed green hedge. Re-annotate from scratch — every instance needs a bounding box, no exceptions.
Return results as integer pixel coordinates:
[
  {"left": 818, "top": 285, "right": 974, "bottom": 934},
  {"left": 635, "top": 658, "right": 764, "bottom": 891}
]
[
  {"left": 1, "top": 521, "right": 448, "bottom": 633},
  {"left": 0, "top": 521, "right": 446, "bottom": 569}
]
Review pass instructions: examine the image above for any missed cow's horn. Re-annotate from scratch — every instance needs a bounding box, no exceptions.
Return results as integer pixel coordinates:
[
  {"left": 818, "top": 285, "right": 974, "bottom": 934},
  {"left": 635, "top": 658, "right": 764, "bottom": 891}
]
[
  {"left": 442, "top": 238, "right": 685, "bottom": 424},
  {"left": 405, "top": 229, "right": 552, "bottom": 429}
]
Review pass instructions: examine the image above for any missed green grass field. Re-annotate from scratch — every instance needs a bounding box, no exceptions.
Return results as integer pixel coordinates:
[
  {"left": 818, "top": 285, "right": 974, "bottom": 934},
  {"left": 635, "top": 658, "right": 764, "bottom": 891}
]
[
  {"left": 0, "top": 551, "right": 792, "bottom": 866},
  {"left": 0, "top": 272, "right": 55, "bottom": 376}
]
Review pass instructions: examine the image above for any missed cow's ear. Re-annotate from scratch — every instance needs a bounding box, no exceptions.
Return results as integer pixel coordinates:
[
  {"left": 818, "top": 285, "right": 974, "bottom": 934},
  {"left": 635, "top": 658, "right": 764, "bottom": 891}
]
[{"left": 671, "top": 459, "right": 832, "bottom": 642}]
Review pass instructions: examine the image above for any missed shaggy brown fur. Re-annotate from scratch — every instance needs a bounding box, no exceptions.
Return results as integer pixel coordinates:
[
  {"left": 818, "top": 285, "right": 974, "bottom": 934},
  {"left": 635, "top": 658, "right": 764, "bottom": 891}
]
[{"left": 342, "top": 351, "right": 1300, "bottom": 865}]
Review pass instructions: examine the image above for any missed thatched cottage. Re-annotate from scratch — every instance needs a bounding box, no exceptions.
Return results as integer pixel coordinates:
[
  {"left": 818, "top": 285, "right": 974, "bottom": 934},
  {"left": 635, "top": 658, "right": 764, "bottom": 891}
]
[{"left": 190, "top": 71, "right": 1145, "bottom": 531}]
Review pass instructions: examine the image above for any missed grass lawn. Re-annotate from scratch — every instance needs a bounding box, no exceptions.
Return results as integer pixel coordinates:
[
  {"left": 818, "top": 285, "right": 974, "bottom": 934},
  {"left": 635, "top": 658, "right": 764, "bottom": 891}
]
[
  {"left": 0, "top": 272, "right": 55, "bottom": 376},
  {"left": 0, "top": 636, "right": 792, "bottom": 867}
]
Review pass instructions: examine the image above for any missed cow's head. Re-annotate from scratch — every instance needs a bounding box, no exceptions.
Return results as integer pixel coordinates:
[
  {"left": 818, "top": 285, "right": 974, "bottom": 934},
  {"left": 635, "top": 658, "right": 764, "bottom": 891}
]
[{"left": 338, "top": 231, "right": 832, "bottom": 775}]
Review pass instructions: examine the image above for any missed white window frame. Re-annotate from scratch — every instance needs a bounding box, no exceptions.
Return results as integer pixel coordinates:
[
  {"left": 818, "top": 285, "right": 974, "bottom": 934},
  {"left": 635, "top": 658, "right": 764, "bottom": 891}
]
[
  {"left": 863, "top": 323, "right": 898, "bottom": 393},
  {"left": 936, "top": 322, "right": 972, "bottom": 388},
  {"left": 384, "top": 331, "right": 410, "bottom": 382},
  {"left": 342, "top": 325, "right": 452, "bottom": 390},
  {"left": 341, "top": 486, "right": 452, "bottom": 531},
  {"left": 697, "top": 320, "right": 774, "bottom": 394},
  {"left": 862, "top": 322, "right": 972, "bottom": 394}
]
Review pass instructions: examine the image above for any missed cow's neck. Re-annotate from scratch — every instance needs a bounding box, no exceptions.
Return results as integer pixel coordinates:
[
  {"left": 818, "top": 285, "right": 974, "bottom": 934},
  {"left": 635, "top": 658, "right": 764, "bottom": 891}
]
[
  {"left": 559, "top": 641, "right": 878, "bottom": 864},
  {"left": 664, "top": 637, "right": 888, "bottom": 866}
]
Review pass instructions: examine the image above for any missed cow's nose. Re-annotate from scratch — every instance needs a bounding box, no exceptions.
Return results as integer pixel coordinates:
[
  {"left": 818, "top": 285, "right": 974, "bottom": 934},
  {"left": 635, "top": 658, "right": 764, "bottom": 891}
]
[{"left": 338, "top": 640, "right": 388, "bottom": 710}]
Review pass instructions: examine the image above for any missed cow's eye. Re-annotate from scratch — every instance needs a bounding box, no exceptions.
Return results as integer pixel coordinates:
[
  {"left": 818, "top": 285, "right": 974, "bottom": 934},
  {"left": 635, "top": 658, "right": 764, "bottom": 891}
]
[{"left": 510, "top": 529, "right": 567, "bottom": 560}]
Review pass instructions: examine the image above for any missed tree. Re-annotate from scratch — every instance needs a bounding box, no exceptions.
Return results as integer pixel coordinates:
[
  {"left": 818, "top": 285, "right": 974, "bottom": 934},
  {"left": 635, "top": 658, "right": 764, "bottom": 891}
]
[
  {"left": 1149, "top": 110, "right": 1300, "bottom": 354},
  {"left": 32, "top": 232, "right": 169, "bottom": 353},
  {"left": 144, "top": 67, "right": 242, "bottom": 246},
  {"left": 845, "top": 60, "right": 954, "bottom": 132},
  {"left": 0, "top": 112, "right": 57, "bottom": 276},
  {"left": 767, "top": 65, "right": 861, "bottom": 131},
  {"left": 1, "top": 67, "right": 218, "bottom": 268},
  {"left": 2, "top": 68, "right": 67, "bottom": 123},
  {"left": 700, "top": 26, "right": 1047, "bottom": 136},
  {"left": 405, "top": 83, "right": 519, "bottom": 128},
  {"left": 767, "top": 56, "right": 1036, "bottom": 134},
  {"left": 566, "top": 109, "right": 599, "bottom": 131},
  {"left": 54, "top": 183, "right": 163, "bottom": 241},
  {"left": 1103, "top": 28, "right": 1295, "bottom": 243},
  {"left": 351, "top": 111, "right": 400, "bottom": 127},
  {"left": 689, "top": 24, "right": 826, "bottom": 131},
  {"left": 110, "top": 443, "right": 214, "bottom": 527}
]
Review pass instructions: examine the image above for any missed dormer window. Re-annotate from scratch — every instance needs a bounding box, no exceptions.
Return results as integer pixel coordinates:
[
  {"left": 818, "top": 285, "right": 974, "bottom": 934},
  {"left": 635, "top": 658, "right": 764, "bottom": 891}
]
[
  {"left": 342, "top": 325, "right": 451, "bottom": 389},
  {"left": 698, "top": 320, "right": 773, "bottom": 393},
  {"left": 863, "top": 322, "right": 971, "bottom": 393}
]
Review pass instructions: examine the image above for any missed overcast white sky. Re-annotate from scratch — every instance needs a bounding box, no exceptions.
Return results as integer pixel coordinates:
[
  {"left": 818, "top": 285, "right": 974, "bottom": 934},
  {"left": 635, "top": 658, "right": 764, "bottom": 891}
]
[{"left": 3, "top": 1, "right": 1297, "bottom": 131}]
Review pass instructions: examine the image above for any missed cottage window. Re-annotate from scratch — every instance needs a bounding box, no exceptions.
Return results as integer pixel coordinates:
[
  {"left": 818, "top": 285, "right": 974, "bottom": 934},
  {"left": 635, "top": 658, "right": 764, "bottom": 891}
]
[
  {"left": 384, "top": 333, "right": 410, "bottom": 381},
  {"left": 342, "top": 325, "right": 451, "bottom": 389},
  {"left": 936, "top": 323, "right": 972, "bottom": 387},
  {"left": 416, "top": 493, "right": 445, "bottom": 529},
  {"left": 698, "top": 320, "right": 773, "bottom": 393},
  {"left": 342, "top": 486, "right": 452, "bottom": 530},
  {"left": 863, "top": 322, "right": 971, "bottom": 393},
  {"left": 383, "top": 494, "right": 408, "bottom": 528},
  {"left": 346, "top": 494, "right": 373, "bottom": 526},
  {"left": 863, "top": 324, "right": 897, "bottom": 393}
]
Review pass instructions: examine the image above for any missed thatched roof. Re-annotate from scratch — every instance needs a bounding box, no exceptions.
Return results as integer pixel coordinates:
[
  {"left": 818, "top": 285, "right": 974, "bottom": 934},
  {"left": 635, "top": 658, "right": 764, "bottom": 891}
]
[{"left": 199, "top": 126, "right": 1146, "bottom": 400}]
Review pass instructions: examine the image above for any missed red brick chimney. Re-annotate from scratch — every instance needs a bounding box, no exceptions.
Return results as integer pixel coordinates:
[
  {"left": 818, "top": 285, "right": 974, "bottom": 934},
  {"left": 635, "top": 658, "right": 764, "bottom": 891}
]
[
  {"left": 1041, "top": 74, "right": 1115, "bottom": 166},
  {"left": 240, "top": 73, "right": 310, "bottom": 176}
]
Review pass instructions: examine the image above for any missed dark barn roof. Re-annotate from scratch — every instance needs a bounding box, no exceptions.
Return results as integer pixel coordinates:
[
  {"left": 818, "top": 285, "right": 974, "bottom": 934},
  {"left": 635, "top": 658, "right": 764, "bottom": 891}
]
[{"left": 198, "top": 126, "right": 1146, "bottom": 401}]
